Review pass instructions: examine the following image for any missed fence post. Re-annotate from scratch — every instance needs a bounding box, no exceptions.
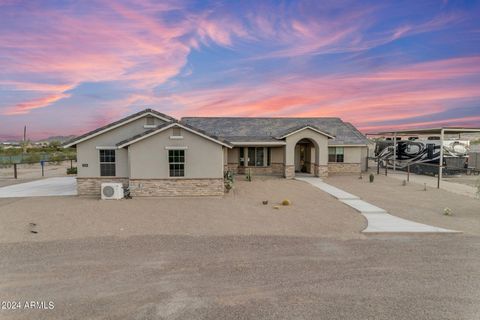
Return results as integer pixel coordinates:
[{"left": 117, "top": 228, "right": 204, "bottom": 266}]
[
  {"left": 41, "top": 160, "right": 44, "bottom": 177},
  {"left": 437, "top": 165, "right": 441, "bottom": 189},
  {"left": 407, "top": 164, "right": 410, "bottom": 182},
  {"left": 385, "top": 162, "right": 388, "bottom": 176},
  {"left": 70, "top": 159, "right": 73, "bottom": 169},
  {"left": 377, "top": 157, "right": 380, "bottom": 174},
  {"left": 14, "top": 163, "right": 17, "bottom": 179}
]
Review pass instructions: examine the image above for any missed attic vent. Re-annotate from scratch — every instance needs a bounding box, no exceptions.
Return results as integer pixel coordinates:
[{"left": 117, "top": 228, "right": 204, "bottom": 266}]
[
  {"left": 145, "top": 116, "right": 155, "bottom": 126},
  {"left": 172, "top": 127, "right": 182, "bottom": 136}
]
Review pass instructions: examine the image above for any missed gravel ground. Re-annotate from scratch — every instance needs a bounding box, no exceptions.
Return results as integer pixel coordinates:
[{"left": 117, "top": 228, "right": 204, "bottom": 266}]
[
  {"left": 0, "top": 177, "right": 365, "bottom": 243},
  {"left": 324, "top": 174, "right": 480, "bottom": 235},
  {"left": 443, "top": 174, "right": 480, "bottom": 187},
  {"left": 0, "top": 234, "right": 479, "bottom": 320}
]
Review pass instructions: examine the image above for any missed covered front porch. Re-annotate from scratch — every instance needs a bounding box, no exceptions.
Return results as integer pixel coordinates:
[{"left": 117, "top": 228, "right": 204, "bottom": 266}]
[{"left": 224, "top": 126, "right": 333, "bottom": 179}]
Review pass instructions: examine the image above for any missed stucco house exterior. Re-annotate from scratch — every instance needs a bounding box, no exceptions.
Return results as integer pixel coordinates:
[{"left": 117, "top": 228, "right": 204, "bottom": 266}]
[{"left": 64, "top": 109, "right": 369, "bottom": 196}]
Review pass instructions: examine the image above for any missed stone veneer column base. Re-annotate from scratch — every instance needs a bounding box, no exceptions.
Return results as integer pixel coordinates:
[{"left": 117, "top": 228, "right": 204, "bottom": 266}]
[
  {"left": 284, "top": 165, "right": 295, "bottom": 179},
  {"left": 77, "top": 177, "right": 129, "bottom": 196},
  {"left": 314, "top": 164, "right": 329, "bottom": 177},
  {"left": 129, "top": 178, "right": 224, "bottom": 197}
]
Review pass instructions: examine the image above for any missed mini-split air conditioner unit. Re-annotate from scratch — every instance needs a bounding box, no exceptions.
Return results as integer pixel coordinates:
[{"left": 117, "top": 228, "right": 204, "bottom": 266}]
[{"left": 101, "top": 183, "right": 124, "bottom": 200}]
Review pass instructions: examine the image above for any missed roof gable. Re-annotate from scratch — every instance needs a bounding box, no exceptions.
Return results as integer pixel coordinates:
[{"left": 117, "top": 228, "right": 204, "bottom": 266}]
[
  {"left": 116, "top": 121, "right": 232, "bottom": 148},
  {"left": 276, "top": 125, "right": 335, "bottom": 139},
  {"left": 63, "top": 109, "right": 175, "bottom": 148}
]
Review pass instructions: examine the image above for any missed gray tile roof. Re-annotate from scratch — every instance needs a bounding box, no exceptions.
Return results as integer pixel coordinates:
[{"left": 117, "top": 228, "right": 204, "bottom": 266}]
[{"left": 181, "top": 117, "right": 368, "bottom": 145}]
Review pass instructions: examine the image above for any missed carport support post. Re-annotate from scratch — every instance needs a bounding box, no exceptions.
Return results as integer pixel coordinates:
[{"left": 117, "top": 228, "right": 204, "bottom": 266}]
[
  {"left": 14, "top": 163, "right": 17, "bottom": 179},
  {"left": 438, "top": 128, "right": 444, "bottom": 189},
  {"left": 393, "top": 132, "right": 397, "bottom": 172}
]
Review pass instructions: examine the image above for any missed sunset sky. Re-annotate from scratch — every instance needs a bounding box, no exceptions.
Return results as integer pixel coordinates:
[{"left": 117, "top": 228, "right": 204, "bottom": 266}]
[{"left": 1, "top": 0, "right": 480, "bottom": 140}]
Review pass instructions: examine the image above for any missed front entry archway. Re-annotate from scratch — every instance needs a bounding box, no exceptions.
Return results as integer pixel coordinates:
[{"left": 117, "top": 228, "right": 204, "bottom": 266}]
[
  {"left": 294, "top": 138, "right": 316, "bottom": 174},
  {"left": 283, "top": 126, "right": 331, "bottom": 179}
]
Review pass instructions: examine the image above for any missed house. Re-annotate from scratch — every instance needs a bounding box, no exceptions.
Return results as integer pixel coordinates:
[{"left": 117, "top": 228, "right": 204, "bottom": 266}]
[{"left": 64, "top": 109, "right": 369, "bottom": 197}]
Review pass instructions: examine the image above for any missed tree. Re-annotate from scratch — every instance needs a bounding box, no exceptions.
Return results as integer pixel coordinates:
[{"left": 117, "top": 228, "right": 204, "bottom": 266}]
[{"left": 49, "top": 140, "right": 62, "bottom": 150}]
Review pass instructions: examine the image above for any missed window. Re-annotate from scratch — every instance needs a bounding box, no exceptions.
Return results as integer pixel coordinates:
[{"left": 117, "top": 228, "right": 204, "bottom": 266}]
[
  {"left": 239, "top": 148, "right": 245, "bottom": 166},
  {"left": 328, "top": 147, "right": 344, "bottom": 163},
  {"left": 245, "top": 147, "right": 270, "bottom": 167},
  {"left": 169, "top": 149, "right": 185, "bottom": 177},
  {"left": 99, "top": 149, "right": 116, "bottom": 176}
]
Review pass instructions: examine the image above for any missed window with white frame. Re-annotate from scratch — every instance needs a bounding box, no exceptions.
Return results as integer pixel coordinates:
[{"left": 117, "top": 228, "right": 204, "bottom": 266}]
[
  {"left": 328, "top": 147, "right": 344, "bottom": 163},
  {"left": 168, "top": 149, "right": 185, "bottom": 177},
  {"left": 99, "top": 149, "right": 116, "bottom": 176}
]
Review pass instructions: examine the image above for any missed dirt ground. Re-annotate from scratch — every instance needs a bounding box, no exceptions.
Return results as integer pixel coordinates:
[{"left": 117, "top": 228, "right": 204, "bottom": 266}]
[
  {"left": 0, "top": 177, "right": 365, "bottom": 243},
  {"left": 1, "top": 234, "right": 479, "bottom": 320},
  {"left": 443, "top": 174, "right": 480, "bottom": 187},
  {"left": 0, "top": 161, "right": 75, "bottom": 187},
  {"left": 325, "top": 174, "right": 480, "bottom": 235}
]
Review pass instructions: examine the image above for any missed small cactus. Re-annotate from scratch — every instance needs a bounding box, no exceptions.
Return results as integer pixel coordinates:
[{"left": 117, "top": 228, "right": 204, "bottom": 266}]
[
  {"left": 443, "top": 207, "right": 452, "bottom": 216},
  {"left": 246, "top": 168, "right": 252, "bottom": 181},
  {"left": 369, "top": 173, "right": 374, "bottom": 183}
]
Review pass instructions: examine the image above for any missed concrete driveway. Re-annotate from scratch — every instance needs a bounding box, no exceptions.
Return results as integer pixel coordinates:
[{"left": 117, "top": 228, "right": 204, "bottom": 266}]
[{"left": 0, "top": 177, "right": 77, "bottom": 197}]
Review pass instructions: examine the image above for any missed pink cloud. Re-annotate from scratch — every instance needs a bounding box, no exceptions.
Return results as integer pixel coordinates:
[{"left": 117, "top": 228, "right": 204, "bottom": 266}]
[
  {"left": 165, "top": 56, "right": 480, "bottom": 132},
  {"left": 4, "top": 93, "right": 70, "bottom": 115}
]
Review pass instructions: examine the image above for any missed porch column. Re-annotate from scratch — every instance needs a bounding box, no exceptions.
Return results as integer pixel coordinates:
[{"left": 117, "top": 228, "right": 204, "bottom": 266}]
[{"left": 284, "top": 143, "right": 295, "bottom": 179}]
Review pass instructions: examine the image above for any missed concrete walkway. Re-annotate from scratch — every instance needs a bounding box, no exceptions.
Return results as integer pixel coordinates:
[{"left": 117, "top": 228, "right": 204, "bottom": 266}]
[
  {"left": 296, "top": 177, "right": 459, "bottom": 233},
  {"left": 0, "top": 177, "right": 77, "bottom": 198}
]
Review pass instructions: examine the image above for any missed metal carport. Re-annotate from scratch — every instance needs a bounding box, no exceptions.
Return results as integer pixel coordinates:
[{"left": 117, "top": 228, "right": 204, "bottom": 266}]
[{"left": 367, "top": 127, "right": 480, "bottom": 188}]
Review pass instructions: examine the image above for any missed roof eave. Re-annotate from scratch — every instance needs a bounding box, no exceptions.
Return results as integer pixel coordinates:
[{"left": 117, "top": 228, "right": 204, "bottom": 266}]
[
  {"left": 62, "top": 109, "right": 175, "bottom": 148},
  {"left": 117, "top": 122, "right": 233, "bottom": 149}
]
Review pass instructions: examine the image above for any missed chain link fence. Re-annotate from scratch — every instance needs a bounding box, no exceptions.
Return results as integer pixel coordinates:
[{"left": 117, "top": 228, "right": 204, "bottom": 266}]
[{"left": 0, "top": 158, "right": 77, "bottom": 180}]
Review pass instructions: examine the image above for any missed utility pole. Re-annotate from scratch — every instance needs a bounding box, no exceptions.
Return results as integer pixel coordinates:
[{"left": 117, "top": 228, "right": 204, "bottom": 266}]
[{"left": 22, "top": 125, "right": 27, "bottom": 153}]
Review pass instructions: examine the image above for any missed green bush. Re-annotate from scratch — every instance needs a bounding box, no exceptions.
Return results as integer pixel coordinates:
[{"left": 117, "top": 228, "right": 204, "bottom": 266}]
[
  {"left": 26, "top": 153, "right": 41, "bottom": 163},
  {"left": 224, "top": 170, "right": 234, "bottom": 192},
  {"left": 246, "top": 168, "right": 252, "bottom": 181},
  {"left": 67, "top": 167, "right": 77, "bottom": 175}
]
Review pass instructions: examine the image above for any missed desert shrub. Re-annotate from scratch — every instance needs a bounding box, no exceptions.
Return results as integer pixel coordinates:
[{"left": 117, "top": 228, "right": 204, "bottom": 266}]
[
  {"left": 224, "top": 170, "right": 234, "bottom": 191},
  {"left": 67, "top": 167, "right": 77, "bottom": 175},
  {"left": 282, "top": 199, "right": 291, "bottom": 206},
  {"left": 369, "top": 173, "right": 374, "bottom": 183},
  {"left": 26, "top": 153, "right": 41, "bottom": 163},
  {"left": 246, "top": 168, "right": 252, "bottom": 181}
]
